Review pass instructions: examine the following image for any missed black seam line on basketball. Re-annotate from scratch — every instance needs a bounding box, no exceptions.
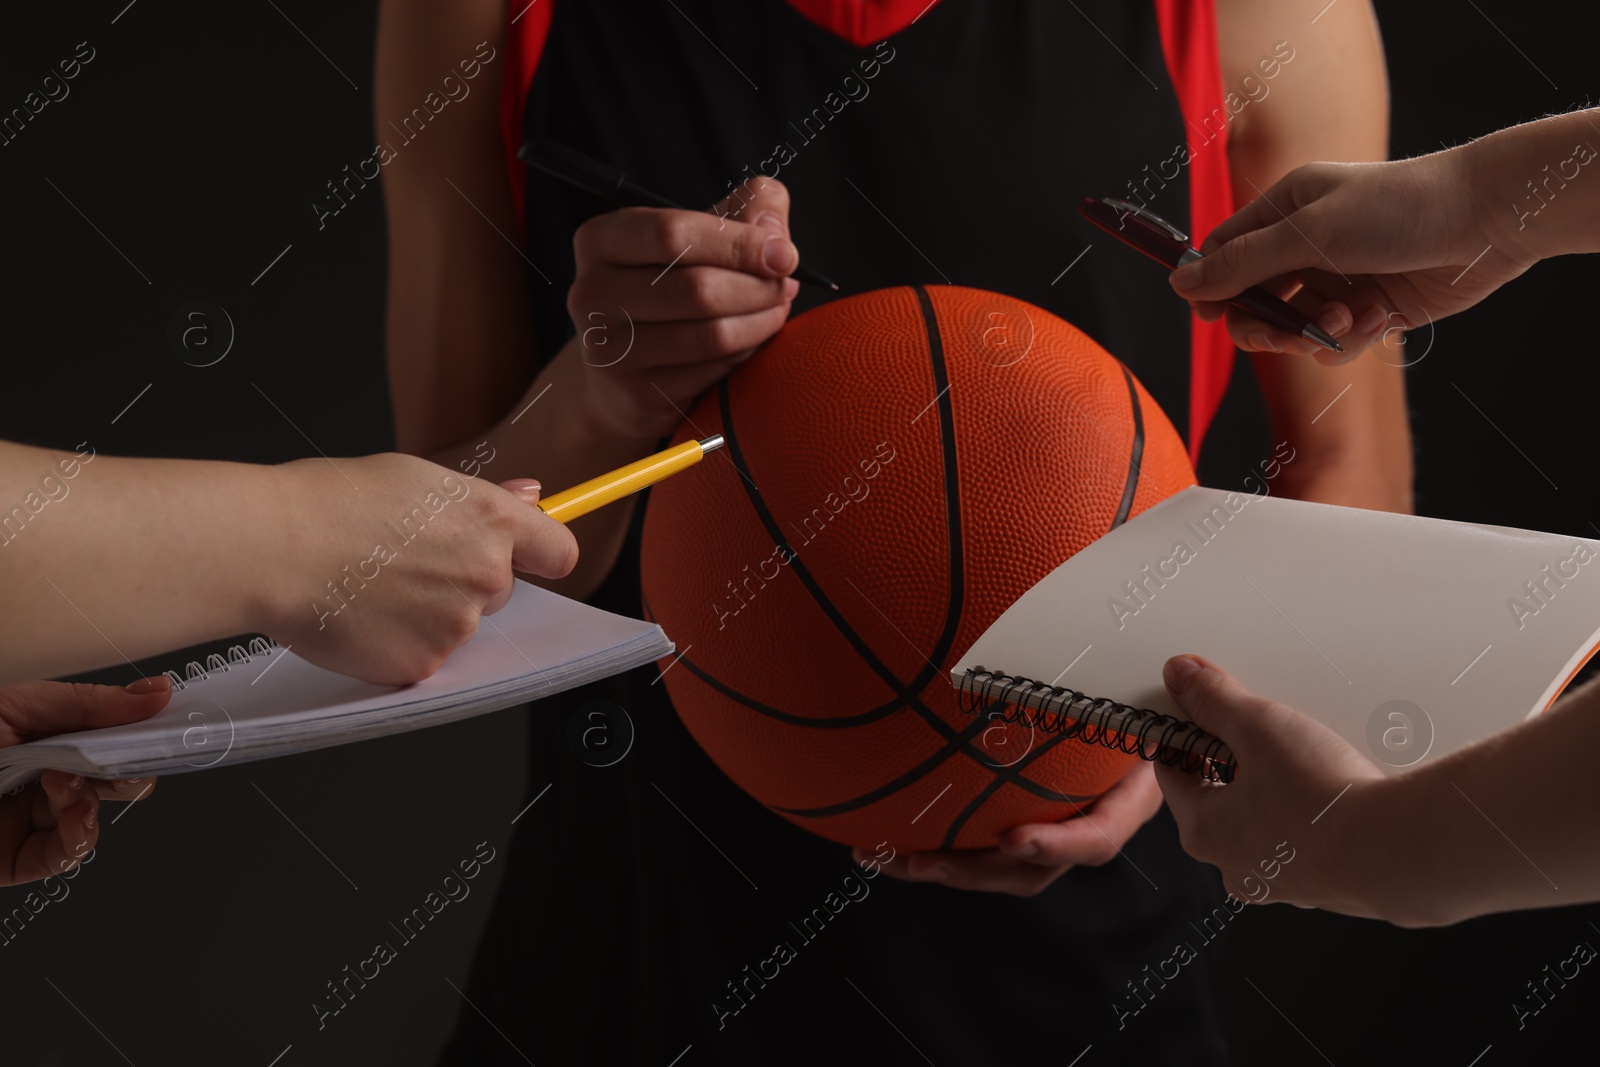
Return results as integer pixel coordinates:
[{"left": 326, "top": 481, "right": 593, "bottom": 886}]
[
  {"left": 714, "top": 289, "right": 1064, "bottom": 803},
  {"left": 718, "top": 379, "right": 921, "bottom": 705},
  {"left": 937, "top": 729, "right": 1098, "bottom": 850},
  {"left": 911, "top": 283, "right": 968, "bottom": 676},
  {"left": 640, "top": 592, "right": 905, "bottom": 727},
  {"left": 1111, "top": 364, "right": 1146, "bottom": 531},
  {"left": 771, "top": 699, "right": 1100, "bottom": 820},
  {"left": 679, "top": 650, "right": 906, "bottom": 728},
  {"left": 769, "top": 713, "right": 991, "bottom": 818}
]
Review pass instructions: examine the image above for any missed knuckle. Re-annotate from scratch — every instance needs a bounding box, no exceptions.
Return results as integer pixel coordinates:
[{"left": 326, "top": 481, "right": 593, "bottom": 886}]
[
  {"left": 679, "top": 268, "right": 722, "bottom": 316},
  {"left": 69, "top": 681, "right": 106, "bottom": 706},
  {"left": 754, "top": 177, "right": 791, "bottom": 211},
  {"left": 703, "top": 316, "right": 740, "bottom": 355},
  {"left": 651, "top": 212, "right": 694, "bottom": 255},
  {"left": 1217, "top": 235, "right": 1249, "bottom": 274}
]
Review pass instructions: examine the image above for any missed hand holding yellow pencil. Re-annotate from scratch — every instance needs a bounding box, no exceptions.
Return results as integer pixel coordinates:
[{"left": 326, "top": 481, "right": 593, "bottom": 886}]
[{"left": 536, "top": 435, "right": 725, "bottom": 523}]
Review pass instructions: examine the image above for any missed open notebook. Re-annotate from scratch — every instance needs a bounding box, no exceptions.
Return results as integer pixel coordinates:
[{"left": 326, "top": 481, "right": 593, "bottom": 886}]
[
  {"left": 0, "top": 580, "right": 671, "bottom": 793},
  {"left": 952, "top": 487, "right": 1600, "bottom": 780}
]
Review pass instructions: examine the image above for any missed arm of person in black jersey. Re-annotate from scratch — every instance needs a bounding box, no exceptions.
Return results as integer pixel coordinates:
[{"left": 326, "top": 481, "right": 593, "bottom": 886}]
[
  {"left": 1212, "top": 0, "right": 1413, "bottom": 515},
  {"left": 376, "top": 0, "right": 802, "bottom": 602}
]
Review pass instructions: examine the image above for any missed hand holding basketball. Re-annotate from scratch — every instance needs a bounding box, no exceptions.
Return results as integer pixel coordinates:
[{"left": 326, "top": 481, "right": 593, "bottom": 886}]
[
  {"left": 566, "top": 179, "right": 802, "bottom": 440},
  {"left": 856, "top": 763, "right": 1164, "bottom": 897}
]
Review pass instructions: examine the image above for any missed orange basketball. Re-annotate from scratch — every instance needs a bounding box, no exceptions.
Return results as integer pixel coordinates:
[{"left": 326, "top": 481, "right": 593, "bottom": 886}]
[{"left": 641, "top": 285, "right": 1196, "bottom": 852}]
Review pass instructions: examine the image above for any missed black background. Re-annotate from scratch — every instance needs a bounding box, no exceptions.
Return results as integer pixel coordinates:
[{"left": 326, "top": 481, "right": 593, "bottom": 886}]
[{"left": 0, "top": 2, "right": 1595, "bottom": 1064}]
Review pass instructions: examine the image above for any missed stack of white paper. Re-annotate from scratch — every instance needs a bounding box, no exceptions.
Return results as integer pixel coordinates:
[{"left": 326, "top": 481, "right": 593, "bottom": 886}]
[{"left": 0, "top": 580, "right": 671, "bottom": 792}]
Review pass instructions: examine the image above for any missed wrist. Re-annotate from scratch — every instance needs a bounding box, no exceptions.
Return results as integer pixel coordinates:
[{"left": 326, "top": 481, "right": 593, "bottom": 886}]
[
  {"left": 1342, "top": 770, "right": 1464, "bottom": 928},
  {"left": 555, "top": 339, "right": 665, "bottom": 451},
  {"left": 1462, "top": 118, "right": 1583, "bottom": 266},
  {"left": 237, "top": 461, "right": 315, "bottom": 639}
]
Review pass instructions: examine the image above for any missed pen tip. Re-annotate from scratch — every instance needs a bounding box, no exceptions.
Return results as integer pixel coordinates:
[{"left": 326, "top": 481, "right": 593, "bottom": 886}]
[
  {"left": 699, "top": 434, "right": 726, "bottom": 454},
  {"left": 1303, "top": 323, "right": 1343, "bottom": 353}
]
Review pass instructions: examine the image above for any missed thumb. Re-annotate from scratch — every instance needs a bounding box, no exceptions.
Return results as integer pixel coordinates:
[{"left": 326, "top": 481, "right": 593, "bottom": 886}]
[
  {"left": 0, "top": 677, "right": 172, "bottom": 743},
  {"left": 1154, "top": 654, "right": 1284, "bottom": 799},
  {"left": 1170, "top": 217, "right": 1311, "bottom": 302},
  {"left": 1161, "top": 654, "right": 1276, "bottom": 745},
  {"left": 504, "top": 487, "right": 579, "bottom": 579}
]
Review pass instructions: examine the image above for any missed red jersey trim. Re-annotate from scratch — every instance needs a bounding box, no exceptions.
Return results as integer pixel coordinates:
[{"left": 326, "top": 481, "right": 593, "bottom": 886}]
[
  {"left": 500, "top": 0, "right": 556, "bottom": 231},
  {"left": 782, "top": 0, "right": 944, "bottom": 45},
  {"left": 1153, "top": 0, "right": 1236, "bottom": 465}
]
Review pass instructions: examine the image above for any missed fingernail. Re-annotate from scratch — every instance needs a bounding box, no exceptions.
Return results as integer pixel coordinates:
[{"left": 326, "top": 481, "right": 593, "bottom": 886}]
[
  {"left": 1354, "top": 305, "right": 1388, "bottom": 336},
  {"left": 1288, "top": 339, "right": 1320, "bottom": 358},
  {"left": 754, "top": 211, "right": 785, "bottom": 233},
  {"left": 1248, "top": 331, "right": 1279, "bottom": 353},
  {"left": 763, "top": 236, "right": 798, "bottom": 274},
  {"left": 126, "top": 675, "right": 170, "bottom": 695},
  {"left": 1165, "top": 655, "right": 1202, "bottom": 691},
  {"left": 502, "top": 478, "right": 542, "bottom": 504},
  {"left": 83, "top": 808, "right": 97, "bottom": 831},
  {"left": 67, "top": 775, "right": 84, "bottom": 792},
  {"left": 1003, "top": 838, "right": 1039, "bottom": 860},
  {"left": 1170, "top": 265, "right": 1202, "bottom": 293},
  {"left": 781, "top": 276, "right": 800, "bottom": 299},
  {"left": 1316, "top": 306, "right": 1352, "bottom": 338},
  {"left": 920, "top": 863, "right": 951, "bottom": 882}
]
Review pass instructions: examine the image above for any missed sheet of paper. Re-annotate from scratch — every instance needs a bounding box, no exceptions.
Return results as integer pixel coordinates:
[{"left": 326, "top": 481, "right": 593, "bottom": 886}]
[{"left": 953, "top": 487, "right": 1600, "bottom": 772}]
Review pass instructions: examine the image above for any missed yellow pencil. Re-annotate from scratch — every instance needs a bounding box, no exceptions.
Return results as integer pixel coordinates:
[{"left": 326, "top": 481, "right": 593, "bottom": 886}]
[{"left": 537, "top": 435, "right": 725, "bottom": 523}]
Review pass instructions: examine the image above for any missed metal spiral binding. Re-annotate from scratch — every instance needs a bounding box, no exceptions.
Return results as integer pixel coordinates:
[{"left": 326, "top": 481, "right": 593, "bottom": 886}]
[
  {"left": 163, "top": 637, "right": 277, "bottom": 691},
  {"left": 956, "top": 666, "right": 1236, "bottom": 783}
]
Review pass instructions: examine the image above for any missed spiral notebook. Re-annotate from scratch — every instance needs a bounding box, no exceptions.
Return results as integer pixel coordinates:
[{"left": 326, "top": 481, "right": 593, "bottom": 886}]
[
  {"left": 951, "top": 487, "right": 1600, "bottom": 781},
  {"left": 0, "top": 580, "right": 672, "bottom": 793}
]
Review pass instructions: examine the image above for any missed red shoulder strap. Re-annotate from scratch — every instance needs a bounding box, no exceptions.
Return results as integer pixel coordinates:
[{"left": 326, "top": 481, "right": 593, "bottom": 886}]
[
  {"left": 500, "top": 1, "right": 558, "bottom": 231},
  {"left": 1153, "top": 0, "right": 1236, "bottom": 465}
]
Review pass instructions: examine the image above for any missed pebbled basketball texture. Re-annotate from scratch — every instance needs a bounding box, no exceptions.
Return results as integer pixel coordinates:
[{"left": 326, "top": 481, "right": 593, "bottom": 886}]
[{"left": 641, "top": 285, "right": 1196, "bottom": 852}]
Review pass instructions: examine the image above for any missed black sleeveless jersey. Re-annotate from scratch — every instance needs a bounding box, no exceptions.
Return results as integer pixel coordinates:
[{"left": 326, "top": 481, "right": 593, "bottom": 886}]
[{"left": 440, "top": 3, "right": 1235, "bottom": 1064}]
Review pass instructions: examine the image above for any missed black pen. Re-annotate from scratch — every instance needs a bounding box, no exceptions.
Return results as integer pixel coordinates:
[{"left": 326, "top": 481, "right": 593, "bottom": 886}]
[
  {"left": 519, "top": 138, "right": 840, "bottom": 292},
  {"left": 1078, "top": 196, "right": 1341, "bottom": 354}
]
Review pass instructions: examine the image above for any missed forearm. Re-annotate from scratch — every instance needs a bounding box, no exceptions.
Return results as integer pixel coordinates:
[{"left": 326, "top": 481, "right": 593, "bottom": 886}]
[
  {"left": 1357, "top": 674, "right": 1600, "bottom": 926},
  {"left": 1464, "top": 107, "right": 1600, "bottom": 262},
  {"left": 1221, "top": 0, "right": 1411, "bottom": 512},
  {"left": 0, "top": 442, "right": 287, "bottom": 683},
  {"left": 1252, "top": 343, "right": 1413, "bottom": 512}
]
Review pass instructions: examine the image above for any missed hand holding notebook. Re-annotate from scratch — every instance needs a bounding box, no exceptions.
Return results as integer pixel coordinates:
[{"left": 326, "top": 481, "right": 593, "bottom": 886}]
[
  {"left": 952, "top": 486, "right": 1600, "bottom": 781},
  {"left": 0, "top": 580, "right": 672, "bottom": 796}
]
